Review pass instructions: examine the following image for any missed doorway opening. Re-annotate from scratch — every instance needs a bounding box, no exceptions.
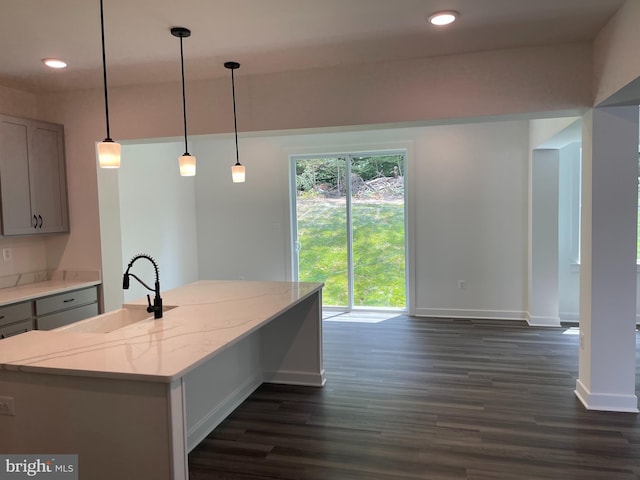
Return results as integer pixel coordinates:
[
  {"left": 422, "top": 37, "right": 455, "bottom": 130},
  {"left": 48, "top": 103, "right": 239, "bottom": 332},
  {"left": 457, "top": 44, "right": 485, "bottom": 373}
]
[{"left": 290, "top": 151, "right": 407, "bottom": 313}]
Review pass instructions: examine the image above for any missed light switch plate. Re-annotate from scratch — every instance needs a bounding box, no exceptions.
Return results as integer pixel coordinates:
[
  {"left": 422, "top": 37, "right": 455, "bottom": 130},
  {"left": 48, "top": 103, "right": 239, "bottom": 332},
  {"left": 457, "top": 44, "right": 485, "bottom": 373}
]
[{"left": 0, "top": 396, "right": 15, "bottom": 416}]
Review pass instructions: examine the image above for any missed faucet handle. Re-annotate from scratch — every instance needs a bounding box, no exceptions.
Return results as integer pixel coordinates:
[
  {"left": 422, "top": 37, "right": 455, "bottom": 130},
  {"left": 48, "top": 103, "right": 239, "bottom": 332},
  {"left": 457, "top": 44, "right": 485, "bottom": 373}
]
[{"left": 146, "top": 294, "right": 154, "bottom": 313}]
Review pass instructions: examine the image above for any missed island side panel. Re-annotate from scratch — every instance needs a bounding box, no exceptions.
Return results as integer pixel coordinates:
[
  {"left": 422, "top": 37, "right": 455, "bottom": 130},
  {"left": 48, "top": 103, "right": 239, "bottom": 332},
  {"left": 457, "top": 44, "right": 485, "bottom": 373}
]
[
  {"left": 0, "top": 370, "right": 183, "bottom": 480},
  {"left": 261, "top": 289, "right": 325, "bottom": 386},
  {"left": 184, "top": 331, "right": 262, "bottom": 452}
]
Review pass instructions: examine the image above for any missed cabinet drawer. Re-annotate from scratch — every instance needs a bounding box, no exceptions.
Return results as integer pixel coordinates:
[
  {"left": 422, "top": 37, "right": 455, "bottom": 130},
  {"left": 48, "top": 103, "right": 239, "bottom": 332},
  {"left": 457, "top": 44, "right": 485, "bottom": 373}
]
[
  {"left": 37, "top": 303, "right": 99, "bottom": 331},
  {"left": 0, "top": 301, "right": 33, "bottom": 327},
  {"left": 35, "top": 287, "right": 98, "bottom": 316},
  {"left": 0, "top": 318, "right": 34, "bottom": 339}
]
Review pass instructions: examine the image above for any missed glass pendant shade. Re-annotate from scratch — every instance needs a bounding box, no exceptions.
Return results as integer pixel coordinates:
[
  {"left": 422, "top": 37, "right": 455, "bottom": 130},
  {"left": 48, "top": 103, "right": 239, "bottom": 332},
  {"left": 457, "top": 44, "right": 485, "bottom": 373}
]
[
  {"left": 231, "top": 163, "right": 245, "bottom": 183},
  {"left": 172, "top": 27, "right": 195, "bottom": 177},
  {"left": 97, "top": 140, "right": 121, "bottom": 168},
  {"left": 98, "top": 0, "right": 119, "bottom": 169},
  {"left": 179, "top": 154, "right": 196, "bottom": 176}
]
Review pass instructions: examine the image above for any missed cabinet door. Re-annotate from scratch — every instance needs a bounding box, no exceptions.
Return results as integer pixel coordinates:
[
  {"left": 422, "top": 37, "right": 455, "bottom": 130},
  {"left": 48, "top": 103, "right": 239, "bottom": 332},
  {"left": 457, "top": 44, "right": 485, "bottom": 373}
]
[
  {"left": 37, "top": 303, "right": 99, "bottom": 330},
  {"left": 30, "top": 121, "right": 69, "bottom": 233},
  {"left": 0, "top": 115, "right": 35, "bottom": 235}
]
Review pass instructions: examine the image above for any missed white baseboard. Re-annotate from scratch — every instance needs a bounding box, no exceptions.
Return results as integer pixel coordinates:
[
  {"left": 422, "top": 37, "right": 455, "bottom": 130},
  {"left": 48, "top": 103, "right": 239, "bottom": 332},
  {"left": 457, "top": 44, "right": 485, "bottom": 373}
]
[
  {"left": 560, "top": 312, "right": 640, "bottom": 324},
  {"left": 574, "top": 379, "right": 639, "bottom": 413},
  {"left": 414, "top": 308, "right": 526, "bottom": 321},
  {"left": 263, "top": 369, "right": 326, "bottom": 387},
  {"left": 526, "top": 314, "right": 562, "bottom": 327}
]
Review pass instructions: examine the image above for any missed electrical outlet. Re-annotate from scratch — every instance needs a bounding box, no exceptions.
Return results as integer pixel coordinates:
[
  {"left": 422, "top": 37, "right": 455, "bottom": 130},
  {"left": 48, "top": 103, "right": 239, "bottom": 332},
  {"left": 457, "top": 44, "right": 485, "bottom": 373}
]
[
  {"left": 0, "top": 396, "right": 15, "bottom": 416},
  {"left": 458, "top": 280, "right": 465, "bottom": 290},
  {"left": 2, "top": 248, "right": 12, "bottom": 262}
]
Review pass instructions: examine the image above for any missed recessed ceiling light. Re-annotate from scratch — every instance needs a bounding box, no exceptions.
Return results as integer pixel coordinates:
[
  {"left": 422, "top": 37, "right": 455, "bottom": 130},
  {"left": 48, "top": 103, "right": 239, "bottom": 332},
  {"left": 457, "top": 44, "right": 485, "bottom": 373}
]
[
  {"left": 42, "top": 58, "right": 68, "bottom": 69},
  {"left": 428, "top": 11, "right": 459, "bottom": 26}
]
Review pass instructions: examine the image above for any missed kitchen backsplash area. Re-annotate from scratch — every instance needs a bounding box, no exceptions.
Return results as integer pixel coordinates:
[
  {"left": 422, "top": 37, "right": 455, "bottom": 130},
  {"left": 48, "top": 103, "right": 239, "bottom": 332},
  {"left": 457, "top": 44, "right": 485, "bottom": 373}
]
[
  {"left": 0, "top": 237, "right": 47, "bottom": 288},
  {"left": 0, "top": 237, "right": 101, "bottom": 289}
]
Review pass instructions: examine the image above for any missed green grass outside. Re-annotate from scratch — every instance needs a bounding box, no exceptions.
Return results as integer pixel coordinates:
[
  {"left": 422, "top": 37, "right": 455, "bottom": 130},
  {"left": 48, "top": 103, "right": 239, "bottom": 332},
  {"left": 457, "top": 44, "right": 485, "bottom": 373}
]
[{"left": 297, "top": 199, "right": 406, "bottom": 308}]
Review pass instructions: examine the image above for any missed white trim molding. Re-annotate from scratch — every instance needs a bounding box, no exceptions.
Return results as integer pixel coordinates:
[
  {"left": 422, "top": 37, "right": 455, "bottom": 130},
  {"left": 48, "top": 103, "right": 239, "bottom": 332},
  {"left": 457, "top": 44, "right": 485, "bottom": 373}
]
[
  {"left": 575, "top": 379, "right": 639, "bottom": 413},
  {"left": 414, "top": 308, "right": 526, "bottom": 321},
  {"left": 526, "top": 313, "right": 562, "bottom": 327}
]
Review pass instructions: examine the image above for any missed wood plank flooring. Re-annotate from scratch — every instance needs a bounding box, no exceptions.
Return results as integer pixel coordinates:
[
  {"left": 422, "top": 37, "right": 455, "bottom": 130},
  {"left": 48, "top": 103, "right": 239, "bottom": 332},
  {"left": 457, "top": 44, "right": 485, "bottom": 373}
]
[{"left": 188, "top": 316, "right": 640, "bottom": 479}]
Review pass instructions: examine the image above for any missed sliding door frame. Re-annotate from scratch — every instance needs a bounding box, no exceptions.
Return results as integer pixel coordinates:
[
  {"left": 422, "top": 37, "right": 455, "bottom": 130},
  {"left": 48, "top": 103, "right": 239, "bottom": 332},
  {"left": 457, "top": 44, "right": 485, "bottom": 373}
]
[{"left": 290, "top": 149, "right": 410, "bottom": 313}]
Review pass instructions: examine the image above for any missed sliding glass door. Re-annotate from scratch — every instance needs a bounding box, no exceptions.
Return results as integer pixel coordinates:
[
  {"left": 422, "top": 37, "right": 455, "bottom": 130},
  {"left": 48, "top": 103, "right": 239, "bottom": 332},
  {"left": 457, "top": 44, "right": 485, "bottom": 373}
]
[{"left": 291, "top": 151, "right": 407, "bottom": 310}]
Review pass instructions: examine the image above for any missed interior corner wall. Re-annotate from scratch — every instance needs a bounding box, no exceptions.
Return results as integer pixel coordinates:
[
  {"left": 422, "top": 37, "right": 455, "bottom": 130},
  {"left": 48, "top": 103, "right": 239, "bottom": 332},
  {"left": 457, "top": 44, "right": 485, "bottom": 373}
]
[
  {"left": 528, "top": 149, "right": 560, "bottom": 326},
  {"left": 0, "top": 85, "right": 37, "bottom": 118},
  {"left": 529, "top": 117, "right": 580, "bottom": 149},
  {"left": 119, "top": 142, "right": 199, "bottom": 303},
  {"left": 594, "top": 0, "right": 640, "bottom": 105},
  {"left": 558, "top": 142, "right": 581, "bottom": 320},
  {"left": 193, "top": 120, "right": 529, "bottom": 319}
]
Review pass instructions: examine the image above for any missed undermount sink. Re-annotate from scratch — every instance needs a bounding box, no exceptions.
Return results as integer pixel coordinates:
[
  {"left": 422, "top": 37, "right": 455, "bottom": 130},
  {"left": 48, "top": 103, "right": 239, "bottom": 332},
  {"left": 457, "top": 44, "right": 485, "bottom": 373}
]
[{"left": 55, "top": 305, "right": 176, "bottom": 334}]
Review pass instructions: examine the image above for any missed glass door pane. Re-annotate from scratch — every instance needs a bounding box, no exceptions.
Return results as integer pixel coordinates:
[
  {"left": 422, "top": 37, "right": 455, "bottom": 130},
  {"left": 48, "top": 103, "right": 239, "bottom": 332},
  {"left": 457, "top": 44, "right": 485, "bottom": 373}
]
[
  {"left": 292, "top": 151, "right": 407, "bottom": 311},
  {"left": 351, "top": 154, "right": 406, "bottom": 308},
  {"left": 294, "top": 157, "right": 349, "bottom": 308}
]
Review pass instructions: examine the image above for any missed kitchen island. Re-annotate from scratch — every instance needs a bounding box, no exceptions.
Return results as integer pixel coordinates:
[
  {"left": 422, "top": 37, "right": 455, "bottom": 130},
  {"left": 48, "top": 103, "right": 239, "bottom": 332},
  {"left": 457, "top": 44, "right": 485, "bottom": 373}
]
[{"left": 0, "top": 280, "right": 324, "bottom": 480}]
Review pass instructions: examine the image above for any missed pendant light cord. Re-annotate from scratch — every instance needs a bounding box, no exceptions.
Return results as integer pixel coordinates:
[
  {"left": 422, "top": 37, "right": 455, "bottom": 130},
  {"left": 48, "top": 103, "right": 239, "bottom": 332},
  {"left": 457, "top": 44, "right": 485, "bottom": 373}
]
[
  {"left": 99, "top": 0, "right": 111, "bottom": 141},
  {"left": 179, "top": 36, "right": 189, "bottom": 155},
  {"left": 231, "top": 67, "right": 239, "bottom": 165}
]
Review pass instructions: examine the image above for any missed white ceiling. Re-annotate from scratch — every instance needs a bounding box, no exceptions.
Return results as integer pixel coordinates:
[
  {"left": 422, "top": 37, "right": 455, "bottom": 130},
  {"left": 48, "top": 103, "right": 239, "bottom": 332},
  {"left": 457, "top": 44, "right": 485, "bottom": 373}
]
[{"left": 0, "top": 0, "right": 626, "bottom": 93}]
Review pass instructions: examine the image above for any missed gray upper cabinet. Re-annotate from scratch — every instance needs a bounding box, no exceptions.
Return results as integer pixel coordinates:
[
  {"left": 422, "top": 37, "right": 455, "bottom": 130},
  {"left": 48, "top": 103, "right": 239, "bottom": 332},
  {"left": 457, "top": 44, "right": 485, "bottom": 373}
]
[{"left": 0, "top": 114, "right": 69, "bottom": 235}]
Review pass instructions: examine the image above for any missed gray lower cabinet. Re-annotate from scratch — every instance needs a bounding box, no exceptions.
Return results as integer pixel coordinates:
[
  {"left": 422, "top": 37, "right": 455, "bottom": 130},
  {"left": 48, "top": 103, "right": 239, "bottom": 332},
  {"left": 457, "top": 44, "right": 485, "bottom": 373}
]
[
  {"left": 35, "top": 286, "right": 99, "bottom": 330},
  {"left": 0, "top": 301, "right": 34, "bottom": 339}
]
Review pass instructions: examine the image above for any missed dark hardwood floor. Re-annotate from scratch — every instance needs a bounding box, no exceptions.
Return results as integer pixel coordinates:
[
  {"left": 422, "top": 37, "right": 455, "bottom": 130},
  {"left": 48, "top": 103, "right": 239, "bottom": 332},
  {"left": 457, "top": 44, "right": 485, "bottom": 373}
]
[{"left": 188, "top": 316, "right": 640, "bottom": 479}]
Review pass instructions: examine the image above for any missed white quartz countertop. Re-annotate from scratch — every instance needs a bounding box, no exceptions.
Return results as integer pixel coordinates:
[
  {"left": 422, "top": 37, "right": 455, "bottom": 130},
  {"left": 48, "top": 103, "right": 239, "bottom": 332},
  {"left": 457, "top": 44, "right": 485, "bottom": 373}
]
[
  {"left": 0, "top": 279, "right": 101, "bottom": 307},
  {"left": 0, "top": 280, "right": 322, "bottom": 383}
]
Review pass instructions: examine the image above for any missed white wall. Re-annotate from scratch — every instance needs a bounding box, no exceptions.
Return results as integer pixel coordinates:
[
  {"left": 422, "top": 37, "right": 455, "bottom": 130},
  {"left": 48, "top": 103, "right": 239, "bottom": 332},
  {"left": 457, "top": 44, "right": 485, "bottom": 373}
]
[
  {"left": 193, "top": 120, "right": 529, "bottom": 319},
  {"left": 412, "top": 121, "right": 529, "bottom": 319},
  {"left": 193, "top": 136, "right": 291, "bottom": 282},
  {"left": 118, "top": 142, "right": 199, "bottom": 303},
  {"left": 529, "top": 149, "right": 560, "bottom": 326},
  {"left": 558, "top": 142, "right": 582, "bottom": 320}
]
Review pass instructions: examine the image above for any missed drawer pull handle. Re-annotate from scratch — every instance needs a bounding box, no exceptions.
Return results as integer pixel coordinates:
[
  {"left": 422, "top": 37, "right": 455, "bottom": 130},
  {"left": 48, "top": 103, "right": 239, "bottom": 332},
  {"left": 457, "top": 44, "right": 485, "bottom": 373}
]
[
  {"left": 63, "top": 298, "right": 75, "bottom": 303},
  {"left": 0, "top": 315, "right": 4, "bottom": 320}
]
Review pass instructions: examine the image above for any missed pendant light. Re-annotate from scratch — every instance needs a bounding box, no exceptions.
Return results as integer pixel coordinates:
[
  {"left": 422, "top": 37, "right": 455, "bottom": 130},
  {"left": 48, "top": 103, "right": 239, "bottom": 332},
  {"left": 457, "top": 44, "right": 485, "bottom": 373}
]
[
  {"left": 96, "top": 0, "right": 121, "bottom": 168},
  {"left": 225, "top": 61, "right": 245, "bottom": 183},
  {"left": 172, "top": 27, "right": 196, "bottom": 176}
]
